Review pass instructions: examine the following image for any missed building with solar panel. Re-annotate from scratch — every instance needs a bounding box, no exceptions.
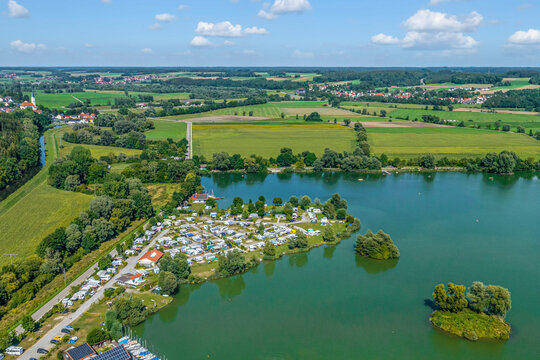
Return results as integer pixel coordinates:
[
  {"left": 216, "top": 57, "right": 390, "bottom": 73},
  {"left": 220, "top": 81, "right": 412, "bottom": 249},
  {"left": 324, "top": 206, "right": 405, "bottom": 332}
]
[
  {"left": 63, "top": 343, "right": 96, "bottom": 360},
  {"left": 63, "top": 343, "right": 132, "bottom": 360},
  {"left": 93, "top": 345, "right": 132, "bottom": 360}
]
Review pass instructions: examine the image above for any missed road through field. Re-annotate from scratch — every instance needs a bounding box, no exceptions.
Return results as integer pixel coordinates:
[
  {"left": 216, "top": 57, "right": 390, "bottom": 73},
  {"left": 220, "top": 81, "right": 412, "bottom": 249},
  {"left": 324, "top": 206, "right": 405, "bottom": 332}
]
[{"left": 187, "top": 121, "right": 192, "bottom": 159}]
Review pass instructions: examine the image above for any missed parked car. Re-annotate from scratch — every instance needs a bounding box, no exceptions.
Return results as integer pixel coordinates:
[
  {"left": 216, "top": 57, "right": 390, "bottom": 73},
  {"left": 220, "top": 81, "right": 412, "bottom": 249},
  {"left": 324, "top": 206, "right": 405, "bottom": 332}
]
[
  {"left": 65, "top": 325, "right": 74, "bottom": 331},
  {"left": 37, "top": 348, "right": 48, "bottom": 354},
  {"left": 50, "top": 339, "right": 59, "bottom": 344},
  {"left": 61, "top": 328, "right": 72, "bottom": 334},
  {"left": 53, "top": 335, "right": 63, "bottom": 341}
]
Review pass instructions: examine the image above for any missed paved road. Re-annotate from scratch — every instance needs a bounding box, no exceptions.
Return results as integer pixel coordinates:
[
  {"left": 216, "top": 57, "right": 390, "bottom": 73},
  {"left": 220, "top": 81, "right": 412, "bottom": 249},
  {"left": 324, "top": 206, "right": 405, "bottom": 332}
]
[
  {"left": 15, "top": 264, "right": 99, "bottom": 335},
  {"left": 20, "top": 229, "right": 169, "bottom": 359},
  {"left": 186, "top": 122, "right": 192, "bottom": 159}
]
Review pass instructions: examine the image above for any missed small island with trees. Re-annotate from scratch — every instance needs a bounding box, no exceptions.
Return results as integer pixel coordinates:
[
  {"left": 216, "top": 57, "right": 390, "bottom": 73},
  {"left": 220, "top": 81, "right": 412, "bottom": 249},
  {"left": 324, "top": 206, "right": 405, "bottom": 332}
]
[
  {"left": 430, "top": 282, "right": 512, "bottom": 341},
  {"left": 355, "top": 230, "right": 399, "bottom": 260}
]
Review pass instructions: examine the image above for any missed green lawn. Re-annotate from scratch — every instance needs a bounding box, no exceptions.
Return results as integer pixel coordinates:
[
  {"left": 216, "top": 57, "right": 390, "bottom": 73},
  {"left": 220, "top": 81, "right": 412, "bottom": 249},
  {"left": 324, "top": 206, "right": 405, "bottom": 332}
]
[
  {"left": 145, "top": 119, "right": 187, "bottom": 141},
  {"left": 389, "top": 108, "right": 540, "bottom": 132},
  {"left": 193, "top": 124, "right": 357, "bottom": 158},
  {"left": 368, "top": 127, "right": 540, "bottom": 159}
]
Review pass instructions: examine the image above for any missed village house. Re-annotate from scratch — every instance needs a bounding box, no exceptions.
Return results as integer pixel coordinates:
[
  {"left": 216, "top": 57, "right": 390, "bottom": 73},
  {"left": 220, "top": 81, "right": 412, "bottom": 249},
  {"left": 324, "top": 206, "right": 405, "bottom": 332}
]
[{"left": 138, "top": 249, "right": 164, "bottom": 267}]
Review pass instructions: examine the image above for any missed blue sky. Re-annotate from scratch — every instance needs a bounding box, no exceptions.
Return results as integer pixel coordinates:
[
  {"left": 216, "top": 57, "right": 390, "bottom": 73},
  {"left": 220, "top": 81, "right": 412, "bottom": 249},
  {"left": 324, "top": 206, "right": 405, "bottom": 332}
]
[{"left": 1, "top": 0, "right": 540, "bottom": 67}]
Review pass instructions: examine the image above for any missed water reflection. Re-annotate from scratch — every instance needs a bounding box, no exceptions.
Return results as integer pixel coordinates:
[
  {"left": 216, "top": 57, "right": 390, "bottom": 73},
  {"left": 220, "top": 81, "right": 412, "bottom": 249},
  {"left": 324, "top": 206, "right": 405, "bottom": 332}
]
[
  {"left": 429, "top": 327, "right": 506, "bottom": 357},
  {"left": 263, "top": 260, "right": 276, "bottom": 278},
  {"left": 323, "top": 246, "right": 336, "bottom": 259},
  {"left": 355, "top": 255, "right": 398, "bottom": 274},
  {"left": 288, "top": 252, "right": 309, "bottom": 268},
  {"left": 158, "top": 284, "right": 199, "bottom": 323},
  {"left": 422, "top": 172, "right": 436, "bottom": 183},
  {"left": 215, "top": 275, "right": 246, "bottom": 300}
]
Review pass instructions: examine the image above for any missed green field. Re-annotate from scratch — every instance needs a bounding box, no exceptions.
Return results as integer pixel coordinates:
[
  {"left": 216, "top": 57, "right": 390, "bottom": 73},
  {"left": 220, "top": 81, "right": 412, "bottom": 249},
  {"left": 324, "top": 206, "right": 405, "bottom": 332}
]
[
  {"left": 146, "top": 119, "right": 187, "bottom": 140},
  {"left": 162, "top": 101, "right": 331, "bottom": 120},
  {"left": 193, "top": 124, "right": 357, "bottom": 158},
  {"left": 389, "top": 108, "right": 540, "bottom": 132},
  {"left": 367, "top": 127, "right": 540, "bottom": 159},
  {"left": 24, "top": 91, "right": 128, "bottom": 108},
  {"left": 0, "top": 128, "right": 93, "bottom": 265}
]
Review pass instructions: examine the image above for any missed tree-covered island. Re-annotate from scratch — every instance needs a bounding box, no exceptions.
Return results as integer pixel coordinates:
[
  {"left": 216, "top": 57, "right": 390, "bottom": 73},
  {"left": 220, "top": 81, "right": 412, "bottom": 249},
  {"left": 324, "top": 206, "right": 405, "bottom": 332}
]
[
  {"left": 430, "top": 282, "right": 512, "bottom": 341},
  {"left": 355, "top": 230, "right": 399, "bottom": 260}
]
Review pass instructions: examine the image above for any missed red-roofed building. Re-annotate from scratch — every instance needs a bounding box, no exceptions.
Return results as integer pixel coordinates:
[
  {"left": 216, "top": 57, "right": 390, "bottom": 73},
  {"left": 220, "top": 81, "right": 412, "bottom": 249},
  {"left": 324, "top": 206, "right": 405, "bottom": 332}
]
[
  {"left": 192, "top": 194, "right": 209, "bottom": 202},
  {"left": 138, "top": 250, "right": 164, "bottom": 267},
  {"left": 20, "top": 102, "right": 37, "bottom": 110}
]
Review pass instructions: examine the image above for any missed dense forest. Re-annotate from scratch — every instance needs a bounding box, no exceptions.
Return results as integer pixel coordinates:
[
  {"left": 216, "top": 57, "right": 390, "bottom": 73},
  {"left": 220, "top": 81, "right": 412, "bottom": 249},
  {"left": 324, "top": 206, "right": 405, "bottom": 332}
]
[
  {"left": 482, "top": 89, "right": 540, "bottom": 111},
  {"left": 0, "top": 110, "right": 49, "bottom": 197}
]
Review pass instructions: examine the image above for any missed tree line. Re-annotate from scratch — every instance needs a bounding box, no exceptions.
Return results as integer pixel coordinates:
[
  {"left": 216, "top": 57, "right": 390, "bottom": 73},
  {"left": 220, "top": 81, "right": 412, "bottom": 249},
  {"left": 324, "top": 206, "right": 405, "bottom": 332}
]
[{"left": 0, "top": 110, "right": 50, "bottom": 198}]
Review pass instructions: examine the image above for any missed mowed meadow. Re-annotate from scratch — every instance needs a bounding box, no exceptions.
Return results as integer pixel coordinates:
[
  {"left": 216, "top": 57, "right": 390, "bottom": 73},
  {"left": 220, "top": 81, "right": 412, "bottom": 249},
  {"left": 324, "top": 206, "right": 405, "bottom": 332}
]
[
  {"left": 367, "top": 127, "right": 540, "bottom": 159},
  {"left": 192, "top": 124, "right": 357, "bottom": 158},
  {"left": 145, "top": 119, "right": 187, "bottom": 141}
]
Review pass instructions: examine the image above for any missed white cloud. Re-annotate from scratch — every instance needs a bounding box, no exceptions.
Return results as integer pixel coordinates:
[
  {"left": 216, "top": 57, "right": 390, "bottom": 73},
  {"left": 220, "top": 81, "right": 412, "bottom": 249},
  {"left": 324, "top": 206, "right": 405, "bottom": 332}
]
[
  {"left": 371, "top": 9, "right": 482, "bottom": 53},
  {"left": 10, "top": 40, "right": 47, "bottom": 53},
  {"left": 190, "top": 36, "right": 213, "bottom": 47},
  {"left": 371, "top": 33, "right": 400, "bottom": 45},
  {"left": 141, "top": 48, "right": 153, "bottom": 53},
  {"left": 401, "top": 31, "right": 478, "bottom": 50},
  {"left": 177, "top": 4, "right": 190, "bottom": 11},
  {"left": 258, "top": 0, "right": 311, "bottom": 20},
  {"left": 243, "top": 26, "right": 269, "bottom": 35},
  {"left": 84, "top": 43, "right": 94, "bottom": 48},
  {"left": 403, "top": 10, "right": 482, "bottom": 33},
  {"left": 292, "top": 49, "right": 314, "bottom": 58},
  {"left": 429, "top": 0, "right": 465, "bottom": 5},
  {"left": 242, "top": 49, "right": 258, "bottom": 55},
  {"left": 224, "top": 40, "right": 236, "bottom": 46},
  {"left": 155, "top": 13, "right": 176, "bottom": 22},
  {"left": 195, "top": 21, "right": 268, "bottom": 37},
  {"left": 196, "top": 21, "right": 242, "bottom": 37},
  {"left": 148, "top": 23, "right": 162, "bottom": 31},
  {"left": 101, "top": 0, "right": 112, "bottom": 3},
  {"left": 507, "top": 29, "right": 540, "bottom": 45},
  {"left": 8, "top": 0, "right": 29, "bottom": 18}
]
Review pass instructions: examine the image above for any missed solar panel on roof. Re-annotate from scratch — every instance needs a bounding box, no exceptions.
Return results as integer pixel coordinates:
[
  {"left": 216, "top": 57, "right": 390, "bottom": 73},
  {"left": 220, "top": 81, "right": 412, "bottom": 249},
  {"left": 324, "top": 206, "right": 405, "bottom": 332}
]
[
  {"left": 66, "top": 343, "right": 96, "bottom": 360},
  {"left": 94, "top": 345, "right": 132, "bottom": 360}
]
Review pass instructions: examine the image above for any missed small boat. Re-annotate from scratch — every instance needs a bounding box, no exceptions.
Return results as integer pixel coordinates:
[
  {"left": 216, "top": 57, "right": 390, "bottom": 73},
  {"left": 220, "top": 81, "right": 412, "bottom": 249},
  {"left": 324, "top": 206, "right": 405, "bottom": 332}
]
[{"left": 358, "top": 178, "right": 364, "bottom": 182}]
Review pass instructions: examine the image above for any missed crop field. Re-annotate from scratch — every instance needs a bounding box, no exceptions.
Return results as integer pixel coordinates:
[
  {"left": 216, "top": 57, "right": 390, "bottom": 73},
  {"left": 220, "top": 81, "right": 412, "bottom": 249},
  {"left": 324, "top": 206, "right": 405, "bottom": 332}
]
[
  {"left": 389, "top": 108, "right": 540, "bottom": 132},
  {"left": 0, "top": 184, "right": 92, "bottom": 264},
  {"left": 193, "top": 124, "right": 357, "bottom": 158},
  {"left": 145, "top": 119, "right": 187, "bottom": 140},
  {"left": 367, "top": 127, "right": 540, "bottom": 159}
]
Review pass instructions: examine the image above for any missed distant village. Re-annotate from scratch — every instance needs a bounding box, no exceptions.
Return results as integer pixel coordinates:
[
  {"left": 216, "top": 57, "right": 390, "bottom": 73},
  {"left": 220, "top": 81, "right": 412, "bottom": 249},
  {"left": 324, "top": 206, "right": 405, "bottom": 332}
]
[
  {"left": 308, "top": 83, "right": 492, "bottom": 105},
  {"left": 0, "top": 93, "right": 96, "bottom": 123}
]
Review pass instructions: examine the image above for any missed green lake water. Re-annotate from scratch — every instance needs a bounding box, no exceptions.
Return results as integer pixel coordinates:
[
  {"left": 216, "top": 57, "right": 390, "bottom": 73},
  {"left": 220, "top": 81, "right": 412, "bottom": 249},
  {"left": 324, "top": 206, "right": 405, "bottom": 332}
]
[{"left": 133, "top": 172, "right": 540, "bottom": 359}]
